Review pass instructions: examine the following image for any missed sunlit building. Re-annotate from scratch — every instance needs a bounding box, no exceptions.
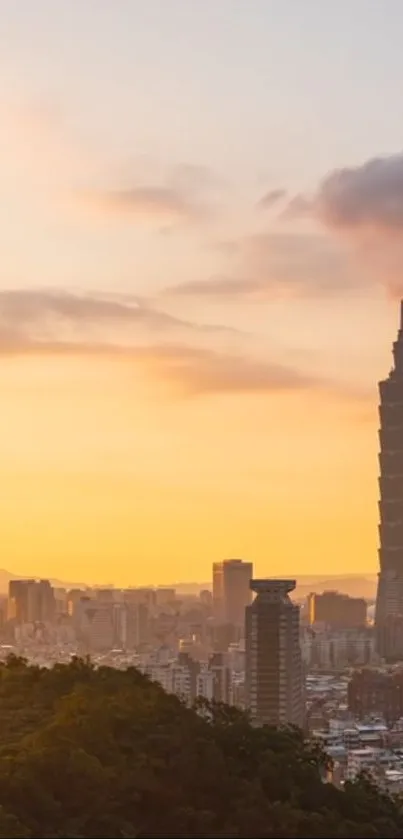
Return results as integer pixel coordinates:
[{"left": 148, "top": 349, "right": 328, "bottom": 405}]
[{"left": 213, "top": 559, "right": 253, "bottom": 627}]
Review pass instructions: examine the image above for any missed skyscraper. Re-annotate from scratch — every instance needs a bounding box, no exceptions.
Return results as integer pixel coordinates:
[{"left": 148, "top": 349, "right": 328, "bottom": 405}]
[
  {"left": 308, "top": 591, "right": 367, "bottom": 629},
  {"left": 376, "top": 301, "right": 403, "bottom": 660},
  {"left": 212, "top": 559, "right": 253, "bottom": 626},
  {"left": 212, "top": 561, "right": 224, "bottom": 620},
  {"left": 8, "top": 580, "right": 35, "bottom": 623},
  {"left": 8, "top": 579, "right": 55, "bottom": 624},
  {"left": 245, "top": 579, "right": 304, "bottom": 727}
]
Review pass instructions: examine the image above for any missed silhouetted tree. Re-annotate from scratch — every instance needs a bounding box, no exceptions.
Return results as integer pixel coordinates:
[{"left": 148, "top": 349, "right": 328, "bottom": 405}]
[{"left": 0, "top": 658, "right": 399, "bottom": 836}]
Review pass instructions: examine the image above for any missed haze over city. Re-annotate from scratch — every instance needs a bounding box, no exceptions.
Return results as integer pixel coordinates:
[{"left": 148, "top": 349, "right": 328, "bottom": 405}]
[
  {"left": 6, "top": 5, "right": 403, "bottom": 836},
  {"left": 3, "top": 0, "right": 403, "bottom": 585}
]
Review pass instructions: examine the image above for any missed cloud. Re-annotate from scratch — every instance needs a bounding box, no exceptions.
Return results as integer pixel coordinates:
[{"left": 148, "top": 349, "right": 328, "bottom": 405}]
[
  {"left": 257, "top": 188, "right": 287, "bottom": 210},
  {"left": 78, "top": 185, "right": 202, "bottom": 225},
  {"left": 282, "top": 151, "right": 403, "bottom": 296},
  {"left": 75, "top": 161, "right": 222, "bottom": 227},
  {"left": 164, "top": 276, "right": 258, "bottom": 299},
  {"left": 315, "top": 153, "right": 403, "bottom": 232},
  {"left": 165, "top": 233, "right": 354, "bottom": 299},
  {"left": 0, "top": 287, "right": 188, "bottom": 333},
  {"left": 281, "top": 194, "right": 312, "bottom": 220},
  {"left": 0, "top": 288, "right": 235, "bottom": 355},
  {"left": 135, "top": 344, "right": 321, "bottom": 396},
  {"left": 0, "top": 288, "right": 331, "bottom": 398},
  {"left": 0, "top": 335, "right": 322, "bottom": 397},
  {"left": 170, "top": 163, "right": 225, "bottom": 195}
]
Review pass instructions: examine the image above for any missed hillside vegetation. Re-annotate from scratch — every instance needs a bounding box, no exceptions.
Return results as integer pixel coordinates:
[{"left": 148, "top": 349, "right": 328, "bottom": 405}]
[{"left": 0, "top": 656, "right": 400, "bottom": 837}]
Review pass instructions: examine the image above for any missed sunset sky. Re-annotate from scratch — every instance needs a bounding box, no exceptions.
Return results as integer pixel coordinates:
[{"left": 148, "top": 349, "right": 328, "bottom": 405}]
[{"left": 2, "top": 0, "right": 403, "bottom": 585}]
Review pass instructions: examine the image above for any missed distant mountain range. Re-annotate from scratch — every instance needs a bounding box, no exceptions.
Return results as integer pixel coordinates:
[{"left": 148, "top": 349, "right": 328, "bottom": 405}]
[
  {"left": 0, "top": 570, "right": 378, "bottom": 602},
  {"left": 0, "top": 569, "right": 85, "bottom": 594},
  {"left": 173, "top": 575, "right": 378, "bottom": 601},
  {"left": 290, "top": 575, "right": 377, "bottom": 602}
]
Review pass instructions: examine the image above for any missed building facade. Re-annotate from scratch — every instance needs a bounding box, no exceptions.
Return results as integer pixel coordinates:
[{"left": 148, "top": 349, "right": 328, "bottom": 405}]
[
  {"left": 8, "top": 579, "right": 55, "bottom": 624},
  {"left": 308, "top": 591, "right": 367, "bottom": 629},
  {"left": 213, "top": 559, "right": 253, "bottom": 627},
  {"left": 245, "top": 579, "right": 304, "bottom": 727},
  {"left": 376, "top": 301, "right": 403, "bottom": 660}
]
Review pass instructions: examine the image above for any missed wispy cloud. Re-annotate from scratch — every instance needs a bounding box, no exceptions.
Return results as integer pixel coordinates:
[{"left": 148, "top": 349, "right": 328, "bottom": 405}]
[
  {"left": 134, "top": 344, "right": 322, "bottom": 396},
  {"left": 78, "top": 185, "right": 203, "bottom": 225},
  {"left": 0, "top": 288, "right": 234, "bottom": 353},
  {"left": 0, "top": 336, "right": 326, "bottom": 398},
  {"left": 165, "top": 232, "right": 355, "bottom": 300},
  {"left": 0, "top": 288, "right": 335, "bottom": 398},
  {"left": 257, "top": 188, "right": 287, "bottom": 210},
  {"left": 164, "top": 276, "right": 259, "bottom": 299},
  {"left": 75, "top": 161, "right": 222, "bottom": 227}
]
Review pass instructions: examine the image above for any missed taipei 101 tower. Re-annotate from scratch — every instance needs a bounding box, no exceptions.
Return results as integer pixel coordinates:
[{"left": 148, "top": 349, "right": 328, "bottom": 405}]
[{"left": 376, "top": 301, "right": 403, "bottom": 660}]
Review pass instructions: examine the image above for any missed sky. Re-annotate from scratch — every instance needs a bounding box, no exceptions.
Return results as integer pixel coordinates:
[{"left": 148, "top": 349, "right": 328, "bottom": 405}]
[{"left": 2, "top": 0, "right": 403, "bottom": 584}]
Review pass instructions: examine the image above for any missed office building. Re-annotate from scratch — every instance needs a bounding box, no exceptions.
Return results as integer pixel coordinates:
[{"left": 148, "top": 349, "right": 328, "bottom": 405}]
[
  {"left": 8, "top": 579, "right": 55, "bottom": 624},
  {"left": 123, "top": 588, "right": 156, "bottom": 610},
  {"left": 213, "top": 559, "right": 253, "bottom": 627},
  {"left": 8, "top": 580, "right": 35, "bottom": 623},
  {"left": 155, "top": 588, "right": 176, "bottom": 607},
  {"left": 120, "top": 603, "right": 149, "bottom": 648},
  {"left": 245, "top": 579, "right": 304, "bottom": 727},
  {"left": 212, "top": 562, "right": 224, "bottom": 620},
  {"left": 32, "top": 580, "right": 56, "bottom": 623},
  {"left": 308, "top": 591, "right": 367, "bottom": 629},
  {"left": 376, "top": 301, "right": 403, "bottom": 659},
  {"left": 75, "top": 598, "right": 116, "bottom": 652},
  {"left": 196, "top": 654, "right": 232, "bottom": 704},
  {"left": 95, "top": 589, "right": 115, "bottom": 602},
  {"left": 208, "top": 651, "right": 232, "bottom": 704}
]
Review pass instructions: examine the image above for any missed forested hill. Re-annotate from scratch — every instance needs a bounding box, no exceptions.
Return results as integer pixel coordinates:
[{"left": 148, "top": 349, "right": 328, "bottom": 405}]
[{"left": 0, "top": 657, "right": 400, "bottom": 838}]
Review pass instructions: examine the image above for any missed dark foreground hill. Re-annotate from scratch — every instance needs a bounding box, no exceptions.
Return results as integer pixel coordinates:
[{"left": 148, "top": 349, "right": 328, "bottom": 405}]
[{"left": 0, "top": 657, "right": 400, "bottom": 838}]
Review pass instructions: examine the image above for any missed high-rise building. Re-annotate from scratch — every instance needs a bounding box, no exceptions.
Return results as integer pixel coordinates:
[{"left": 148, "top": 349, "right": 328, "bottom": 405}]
[
  {"left": 308, "top": 591, "right": 367, "bottom": 629},
  {"left": 95, "top": 589, "right": 115, "bottom": 602},
  {"left": 212, "top": 562, "right": 224, "bottom": 620},
  {"left": 75, "top": 598, "right": 116, "bottom": 652},
  {"left": 33, "top": 580, "right": 56, "bottom": 623},
  {"left": 376, "top": 301, "right": 403, "bottom": 660},
  {"left": 208, "top": 652, "right": 232, "bottom": 704},
  {"left": 196, "top": 653, "right": 232, "bottom": 704},
  {"left": 8, "top": 580, "right": 35, "bottom": 623},
  {"left": 8, "top": 579, "right": 55, "bottom": 624},
  {"left": 245, "top": 579, "right": 304, "bottom": 727},
  {"left": 120, "top": 603, "right": 149, "bottom": 648},
  {"left": 155, "top": 588, "right": 176, "bottom": 607},
  {"left": 213, "top": 559, "right": 253, "bottom": 627}
]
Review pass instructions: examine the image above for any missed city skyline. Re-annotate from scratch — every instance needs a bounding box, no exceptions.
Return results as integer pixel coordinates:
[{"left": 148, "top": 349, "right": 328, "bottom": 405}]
[{"left": 3, "top": 2, "right": 403, "bottom": 583}]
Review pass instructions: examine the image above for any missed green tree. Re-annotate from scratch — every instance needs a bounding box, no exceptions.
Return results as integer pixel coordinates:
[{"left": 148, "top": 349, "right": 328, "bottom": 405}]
[{"left": 0, "top": 658, "right": 401, "bottom": 837}]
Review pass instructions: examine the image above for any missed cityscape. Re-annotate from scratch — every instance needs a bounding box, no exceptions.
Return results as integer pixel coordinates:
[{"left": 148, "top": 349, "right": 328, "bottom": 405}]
[
  {"left": 6, "top": 299, "right": 403, "bottom": 802},
  {"left": 5, "top": 2, "right": 403, "bottom": 837}
]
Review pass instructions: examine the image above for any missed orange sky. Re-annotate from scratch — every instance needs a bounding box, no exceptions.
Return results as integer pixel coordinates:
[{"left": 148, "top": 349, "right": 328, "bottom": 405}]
[
  {"left": 2, "top": 4, "right": 403, "bottom": 585},
  {"left": 0, "top": 353, "right": 379, "bottom": 584}
]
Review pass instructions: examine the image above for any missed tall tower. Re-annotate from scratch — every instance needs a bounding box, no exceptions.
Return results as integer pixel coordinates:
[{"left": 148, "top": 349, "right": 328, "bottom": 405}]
[
  {"left": 212, "top": 561, "right": 224, "bottom": 621},
  {"left": 245, "top": 579, "right": 304, "bottom": 727},
  {"left": 212, "top": 559, "right": 253, "bottom": 627},
  {"left": 376, "top": 301, "right": 403, "bottom": 660}
]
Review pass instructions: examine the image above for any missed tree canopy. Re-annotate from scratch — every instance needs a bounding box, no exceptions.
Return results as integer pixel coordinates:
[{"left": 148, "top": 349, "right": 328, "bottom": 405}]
[{"left": 0, "top": 655, "right": 400, "bottom": 837}]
